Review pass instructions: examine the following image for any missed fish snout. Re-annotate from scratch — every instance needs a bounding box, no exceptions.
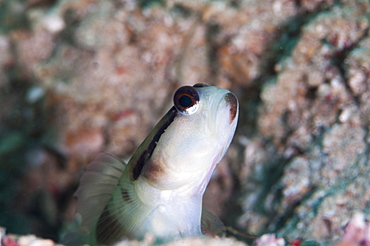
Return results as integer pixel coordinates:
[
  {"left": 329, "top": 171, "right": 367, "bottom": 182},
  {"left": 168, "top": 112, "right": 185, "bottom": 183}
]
[{"left": 224, "top": 92, "right": 238, "bottom": 124}]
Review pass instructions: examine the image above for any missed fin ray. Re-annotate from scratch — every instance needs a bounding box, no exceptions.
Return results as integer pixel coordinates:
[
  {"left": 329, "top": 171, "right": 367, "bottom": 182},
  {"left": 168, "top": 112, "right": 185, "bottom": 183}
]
[
  {"left": 75, "top": 153, "right": 126, "bottom": 232},
  {"left": 93, "top": 176, "right": 154, "bottom": 244},
  {"left": 94, "top": 202, "right": 150, "bottom": 244},
  {"left": 74, "top": 152, "right": 155, "bottom": 244}
]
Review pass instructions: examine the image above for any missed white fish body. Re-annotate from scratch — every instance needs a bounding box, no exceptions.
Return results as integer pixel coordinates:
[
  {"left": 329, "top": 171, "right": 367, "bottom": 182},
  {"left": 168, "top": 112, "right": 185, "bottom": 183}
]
[{"left": 71, "top": 84, "right": 239, "bottom": 245}]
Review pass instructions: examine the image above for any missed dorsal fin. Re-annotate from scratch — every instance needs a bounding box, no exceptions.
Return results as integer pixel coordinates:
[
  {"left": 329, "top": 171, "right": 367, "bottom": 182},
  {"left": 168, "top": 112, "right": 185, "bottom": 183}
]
[{"left": 75, "top": 153, "right": 125, "bottom": 233}]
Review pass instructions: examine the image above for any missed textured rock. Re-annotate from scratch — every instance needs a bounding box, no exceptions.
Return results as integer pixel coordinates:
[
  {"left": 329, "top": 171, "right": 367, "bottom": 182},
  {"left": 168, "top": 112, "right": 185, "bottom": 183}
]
[
  {"left": 239, "top": 1, "right": 370, "bottom": 245},
  {"left": 0, "top": 0, "right": 370, "bottom": 245}
]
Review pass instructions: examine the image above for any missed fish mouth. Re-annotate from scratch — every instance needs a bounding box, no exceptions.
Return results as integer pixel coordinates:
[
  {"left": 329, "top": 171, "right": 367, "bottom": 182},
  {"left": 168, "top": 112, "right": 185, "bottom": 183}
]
[{"left": 224, "top": 92, "right": 238, "bottom": 124}]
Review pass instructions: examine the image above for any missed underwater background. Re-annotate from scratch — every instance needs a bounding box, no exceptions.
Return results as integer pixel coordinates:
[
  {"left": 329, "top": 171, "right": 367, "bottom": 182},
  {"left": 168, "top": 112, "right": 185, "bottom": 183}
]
[{"left": 1, "top": 0, "right": 370, "bottom": 245}]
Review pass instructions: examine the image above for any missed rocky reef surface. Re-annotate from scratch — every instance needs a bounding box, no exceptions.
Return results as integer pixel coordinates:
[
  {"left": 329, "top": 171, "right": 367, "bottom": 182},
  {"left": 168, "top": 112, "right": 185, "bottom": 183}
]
[{"left": 0, "top": 0, "right": 369, "bottom": 245}]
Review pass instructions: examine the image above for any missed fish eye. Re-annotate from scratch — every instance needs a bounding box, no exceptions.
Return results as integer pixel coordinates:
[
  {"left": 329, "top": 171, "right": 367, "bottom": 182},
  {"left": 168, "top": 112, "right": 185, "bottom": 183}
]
[{"left": 174, "top": 86, "right": 200, "bottom": 115}]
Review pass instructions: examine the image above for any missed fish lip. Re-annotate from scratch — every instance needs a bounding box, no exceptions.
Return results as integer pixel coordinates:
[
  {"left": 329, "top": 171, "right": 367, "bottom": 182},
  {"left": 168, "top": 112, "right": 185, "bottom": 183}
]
[
  {"left": 210, "top": 90, "right": 238, "bottom": 133},
  {"left": 224, "top": 92, "right": 238, "bottom": 124},
  {"left": 213, "top": 92, "right": 238, "bottom": 126}
]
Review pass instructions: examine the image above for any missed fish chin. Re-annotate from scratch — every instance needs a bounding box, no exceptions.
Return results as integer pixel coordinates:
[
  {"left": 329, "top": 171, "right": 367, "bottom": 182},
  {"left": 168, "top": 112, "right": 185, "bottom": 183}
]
[{"left": 195, "top": 150, "right": 222, "bottom": 195}]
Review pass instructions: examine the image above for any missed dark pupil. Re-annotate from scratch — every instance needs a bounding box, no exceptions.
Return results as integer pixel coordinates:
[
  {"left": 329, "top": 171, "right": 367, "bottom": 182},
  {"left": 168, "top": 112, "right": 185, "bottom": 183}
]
[{"left": 179, "top": 95, "right": 193, "bottom": 108}]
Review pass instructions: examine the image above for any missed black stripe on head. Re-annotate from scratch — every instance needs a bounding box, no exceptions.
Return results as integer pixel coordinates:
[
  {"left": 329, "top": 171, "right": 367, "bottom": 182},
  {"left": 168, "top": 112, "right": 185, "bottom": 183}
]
[{"left": 131, "top": 107, "right": 177, "bottom": 180}]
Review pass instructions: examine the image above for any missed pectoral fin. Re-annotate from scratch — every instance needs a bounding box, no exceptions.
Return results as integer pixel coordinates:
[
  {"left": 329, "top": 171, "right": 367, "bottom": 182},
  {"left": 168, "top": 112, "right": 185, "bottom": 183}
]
[
  {"left": 94, "top": 187, "right": 151, "bottom": 244},
  {"left": 75, "top": 153, "right": 125, "bottom": 233},
  {"left": 201, "top": 209, "right": 225, "bottom": 237}
]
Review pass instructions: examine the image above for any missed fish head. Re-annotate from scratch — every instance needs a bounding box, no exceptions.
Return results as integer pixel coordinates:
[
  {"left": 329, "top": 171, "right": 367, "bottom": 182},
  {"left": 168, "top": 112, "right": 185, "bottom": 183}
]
[{"left": 141, "top": 84, "right": 239, "bottom": 193}]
